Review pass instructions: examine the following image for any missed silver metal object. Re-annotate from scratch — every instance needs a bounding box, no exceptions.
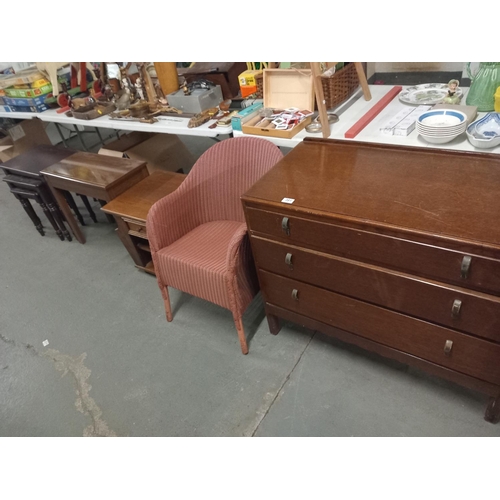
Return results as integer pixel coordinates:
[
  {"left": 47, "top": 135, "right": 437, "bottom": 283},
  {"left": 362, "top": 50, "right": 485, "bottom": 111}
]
[
  {"left": 461, "top": 256, "right": 472, "bottom": 279},
  {"left": 285, "top": 253, "right": 293, "bottom": 270},
  {"left": 281, "top": 217, "right": 290, "bottom": 236},
  {"left": 444, "top": 340, "right": 454, "bottom": 355},
  {"left": 451, "top": 299, "right": 462, "bottom": 318},
  {"left": 292, "top": 289, "right": 299, "bottom": 300}
]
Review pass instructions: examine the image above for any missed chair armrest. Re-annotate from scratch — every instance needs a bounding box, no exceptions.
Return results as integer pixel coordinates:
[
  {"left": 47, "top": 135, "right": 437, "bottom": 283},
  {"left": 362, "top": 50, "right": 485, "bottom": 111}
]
[
  {"left": 225, "top": 223, "right": 250, "bottom": 275},
  {"left": 224, "top": 223, "right": 259, "bottom": 316},
  {"left": 146, "top": 188, "right": 199, "bottom": 253}
]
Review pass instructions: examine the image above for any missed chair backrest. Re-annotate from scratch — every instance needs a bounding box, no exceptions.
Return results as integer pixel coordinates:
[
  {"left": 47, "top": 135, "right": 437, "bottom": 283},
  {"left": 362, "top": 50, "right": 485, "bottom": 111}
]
[{"left": 179, "top": 136, "right": 284, "bottom": 223}]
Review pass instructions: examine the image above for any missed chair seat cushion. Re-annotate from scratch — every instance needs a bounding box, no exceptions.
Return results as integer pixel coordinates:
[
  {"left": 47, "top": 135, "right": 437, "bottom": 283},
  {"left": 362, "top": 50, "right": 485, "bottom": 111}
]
[{"left": 156, "top": 220, "right": 246, "bottom": 309}]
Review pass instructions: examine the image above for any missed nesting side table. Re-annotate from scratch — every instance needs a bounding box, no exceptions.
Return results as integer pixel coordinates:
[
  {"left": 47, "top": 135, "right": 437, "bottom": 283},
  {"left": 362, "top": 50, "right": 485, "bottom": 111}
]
[
  {"left": 101, "top": 171, "right": 185, "bottom": 274},
  {"left": 41, "top": 152, "right": 149, "bottom": 244}
]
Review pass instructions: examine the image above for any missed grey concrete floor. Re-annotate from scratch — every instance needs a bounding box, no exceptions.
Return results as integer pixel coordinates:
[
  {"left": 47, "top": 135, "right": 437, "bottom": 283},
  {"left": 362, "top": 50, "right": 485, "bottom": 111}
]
[{"left": 1, "top": 130, "right": 500, "bottom": 437}]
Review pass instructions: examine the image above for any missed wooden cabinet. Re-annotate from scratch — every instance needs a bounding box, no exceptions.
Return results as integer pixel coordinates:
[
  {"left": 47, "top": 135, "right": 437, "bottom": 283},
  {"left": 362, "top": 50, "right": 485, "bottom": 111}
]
[{"left": 241, "top": 138, "right": 500, "bottom": 422}]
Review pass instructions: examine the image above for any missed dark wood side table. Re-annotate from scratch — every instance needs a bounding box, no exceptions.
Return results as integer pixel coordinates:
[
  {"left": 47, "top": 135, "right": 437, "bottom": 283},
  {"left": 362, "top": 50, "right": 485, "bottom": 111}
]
[
  {"left": 101, "top": 171, "right": 185, "bottom": 275},
  {"left": 3, "top": 174, "right": 71, "bottom": 241},
  {"left": 41, "top": 152, "right": 149, "bottom": 244}
]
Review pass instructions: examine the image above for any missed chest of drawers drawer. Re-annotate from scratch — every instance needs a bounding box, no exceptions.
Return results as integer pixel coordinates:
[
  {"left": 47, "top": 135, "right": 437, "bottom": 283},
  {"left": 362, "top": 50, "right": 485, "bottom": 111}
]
[
  {"left": 259, "top": 270, "right": 500, "bottom": 386},
  {"left": 251, "top": 236, "right": 500, "bottom": 343},
  {"left": 246, "top": 207, "right": 500, "bottom": 296}
]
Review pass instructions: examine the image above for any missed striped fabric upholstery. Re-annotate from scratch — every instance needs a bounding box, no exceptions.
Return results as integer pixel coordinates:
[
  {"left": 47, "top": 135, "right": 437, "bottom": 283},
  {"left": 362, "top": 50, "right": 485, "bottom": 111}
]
[
  {"left": 156, "top": 221, "right": 252, "bottom": 312},
  {"left": 147, "top": 137, "right": 283, "bottom": 323}
]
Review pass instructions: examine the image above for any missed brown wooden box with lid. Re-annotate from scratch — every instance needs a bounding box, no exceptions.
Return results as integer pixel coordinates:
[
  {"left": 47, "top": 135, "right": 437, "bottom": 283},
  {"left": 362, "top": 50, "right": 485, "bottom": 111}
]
[{"left": 241, "top": 137, "right": 500, "bottom": 422}]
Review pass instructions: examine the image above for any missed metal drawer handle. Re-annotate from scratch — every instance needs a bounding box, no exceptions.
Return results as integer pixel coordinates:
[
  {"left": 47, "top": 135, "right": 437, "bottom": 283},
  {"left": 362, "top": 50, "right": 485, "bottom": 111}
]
[
  {"left": 291, "top": 289, "right": 299, "bottom": 301},
  {"left": 281, "top": 217, "right": 290, "bottom": 236},
  {"left": 444, "top": 340, "right": 453, "bottom": 356},
  {"left": 461, "top": 255, "right": 472, "bottom": 279},
  {"left": 285, "top": 253, "right": 293, "bottom": 270},
  {"left": 451, "top": 299, "right": 462, "bottom": 318}
]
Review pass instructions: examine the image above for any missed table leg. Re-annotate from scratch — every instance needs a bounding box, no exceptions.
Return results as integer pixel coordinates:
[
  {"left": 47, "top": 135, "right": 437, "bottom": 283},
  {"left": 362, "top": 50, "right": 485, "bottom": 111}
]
[
  {"left": 14, "top": 193, "right": 44, "bottom": 236},
  {"left": 79, "top": 194, "right": 97, "bottom": 222},
  {"left": 94, "top": 127, "right": 104, "bottom": 146},
  {"left": 99, "top": 200, "right": 116, "bottom": 223},
  {"left": 39, "top": 199, "right": 65, "bottom": 240},
  {"left": 64, "top": 191, "right": 85, "bottom": 226},
  {"left": 47, "top": 186, "right": 85, "bottom": 243},
  {"left": 39, "top": 184, "right": 72, "bottom": 242},
  {"left": 54, "top": 122, "right": 68, "bottom": 148},
  {"left": 73, "top": 125, "right": 88, "bottom": 152}
]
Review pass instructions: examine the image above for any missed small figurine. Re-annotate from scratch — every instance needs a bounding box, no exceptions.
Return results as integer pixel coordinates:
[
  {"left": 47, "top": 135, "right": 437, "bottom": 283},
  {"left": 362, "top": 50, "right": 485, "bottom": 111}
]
[
  {"left": 103, "top": 84, "right": 115, "bottom": 102},
  {"left": 135, "top": 77, "right": 145, "bottom": 101},
  {"left": 121, "top": 77, "right": 130, "bottom": 91},
  {"left": 115, "top": 87, "right": 131, "bottom": 110},
  {"left": 443, "top": 79, "right": 462, "bottom": 104}
]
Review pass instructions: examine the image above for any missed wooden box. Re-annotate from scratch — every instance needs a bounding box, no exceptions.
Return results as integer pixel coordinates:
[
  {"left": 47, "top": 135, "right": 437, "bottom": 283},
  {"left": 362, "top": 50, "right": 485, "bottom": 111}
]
[
  {"left": 241, "top": 69, "right": 314, "bottom": 139},
  {"left": 177, "top": 62, "right": 247, "bottom": 100}
]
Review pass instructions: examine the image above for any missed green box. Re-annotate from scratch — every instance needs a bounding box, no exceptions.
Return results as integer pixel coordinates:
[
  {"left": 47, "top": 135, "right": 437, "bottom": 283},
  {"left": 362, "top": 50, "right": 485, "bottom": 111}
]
[{"left": 4, "top": 83, "right": 53, "bottom": 98}]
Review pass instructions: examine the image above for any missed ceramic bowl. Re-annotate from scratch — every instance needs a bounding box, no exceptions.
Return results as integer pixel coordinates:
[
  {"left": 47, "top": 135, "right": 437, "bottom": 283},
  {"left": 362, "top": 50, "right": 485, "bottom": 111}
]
[
  {"left": 466, "top": 113, "right": 500, "bottom": 149},
  {"left": 417, "top": 124, "right": 467, "bottom": 136},
  {"left": 417, "top": 109, "right": 467, "bottom": 128},
  {"left": 419, "top": 133, "right": 464, "bottom": 144}
]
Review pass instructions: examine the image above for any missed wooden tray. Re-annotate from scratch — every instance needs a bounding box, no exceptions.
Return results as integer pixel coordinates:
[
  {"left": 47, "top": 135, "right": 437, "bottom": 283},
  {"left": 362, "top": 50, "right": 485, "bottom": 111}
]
[{"left": 70, "top": 103, "right": 116, "bottom": 120}]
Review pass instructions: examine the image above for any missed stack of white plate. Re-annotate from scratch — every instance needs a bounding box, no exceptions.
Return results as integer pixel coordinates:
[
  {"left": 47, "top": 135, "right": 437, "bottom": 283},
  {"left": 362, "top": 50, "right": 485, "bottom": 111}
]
[{"left": 416, "top": 109, "right": 467, "bottom": 144}]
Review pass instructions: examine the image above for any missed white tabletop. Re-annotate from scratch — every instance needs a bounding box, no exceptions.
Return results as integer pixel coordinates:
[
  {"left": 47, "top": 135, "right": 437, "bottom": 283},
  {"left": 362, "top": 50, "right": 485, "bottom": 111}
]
[
  {"left": 0, "top": 107, "right": 233, "bottom": 138},
  {"left": 233, "top": 85, "right": 500, "bottom": 154}
]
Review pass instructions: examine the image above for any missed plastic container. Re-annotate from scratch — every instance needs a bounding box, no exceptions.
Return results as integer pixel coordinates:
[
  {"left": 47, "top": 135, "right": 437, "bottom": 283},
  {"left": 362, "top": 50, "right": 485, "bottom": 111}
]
[{"left": 495, "top": 86, "right": 500, "bottom": 112}]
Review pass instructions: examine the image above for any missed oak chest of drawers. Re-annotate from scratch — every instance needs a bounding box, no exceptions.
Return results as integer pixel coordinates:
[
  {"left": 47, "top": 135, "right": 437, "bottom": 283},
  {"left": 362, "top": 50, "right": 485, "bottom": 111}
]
[{"left": 241, "top": 138, "right": 500, "bottom": 422}]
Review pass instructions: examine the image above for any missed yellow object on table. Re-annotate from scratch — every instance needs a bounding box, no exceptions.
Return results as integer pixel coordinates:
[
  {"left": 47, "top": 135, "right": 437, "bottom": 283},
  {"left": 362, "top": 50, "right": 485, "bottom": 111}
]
[{"left": 494, "top": 86, "right": 500, "bottom": 112}]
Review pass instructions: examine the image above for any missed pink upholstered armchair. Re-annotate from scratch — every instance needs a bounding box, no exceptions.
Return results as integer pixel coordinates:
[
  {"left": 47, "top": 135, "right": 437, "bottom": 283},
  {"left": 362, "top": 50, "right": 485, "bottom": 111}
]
[{"left": 146, "top": 137, "right": 284, "bottom": 354}]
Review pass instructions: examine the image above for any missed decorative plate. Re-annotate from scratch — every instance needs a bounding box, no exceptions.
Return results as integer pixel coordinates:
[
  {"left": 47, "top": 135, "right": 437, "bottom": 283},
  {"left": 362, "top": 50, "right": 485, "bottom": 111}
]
[{"left": 398, "top": 83, "right": 463, "bottom": 105}]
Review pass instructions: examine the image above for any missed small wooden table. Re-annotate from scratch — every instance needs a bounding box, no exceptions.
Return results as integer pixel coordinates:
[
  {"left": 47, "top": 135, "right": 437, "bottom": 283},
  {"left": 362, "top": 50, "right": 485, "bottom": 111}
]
[
  {"left": 41, "top": 152, "right": 149, "bottom": 244},
  {"left": 101, "top": 170, "right": 186, "bottom": 274}
]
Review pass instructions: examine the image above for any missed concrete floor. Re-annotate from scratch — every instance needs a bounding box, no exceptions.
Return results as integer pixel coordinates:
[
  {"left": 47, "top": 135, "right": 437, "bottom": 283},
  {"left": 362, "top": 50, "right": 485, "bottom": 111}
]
[{"left": 1, "top": 129, "right": 500, "bottom": 437}]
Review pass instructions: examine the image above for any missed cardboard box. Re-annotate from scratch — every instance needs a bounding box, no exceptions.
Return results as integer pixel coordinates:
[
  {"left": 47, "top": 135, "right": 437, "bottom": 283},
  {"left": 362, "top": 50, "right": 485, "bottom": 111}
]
[
  {"left": 231, "top": 102, "right": 264, "bottom": 131},
  {"left": 4, "top": 94, "right": 50, "bottom": 107},
  {"left": 380, "top": 107, "right": 414, "bottom": 135},
  {"left": 241, "top": 69, "right": 314, "bottom": 139},
  {"left": 0, "top": 118, "right": 52, "bottom": 162},
  {"left": 0, "top": 68, "right": 46, "bottom": 90},
  {"left": 4, "top": 83, "right": 53, "bottom": 98},
  {"left": 10, "top": 104, "right": 50, "bottom": 113},
  {"left": 393, "top": 105, "right": 432, "bottom": 136},
  {"left": 240, "top": 85, "right": 257, "bottom": 98},
  {"left": 13, "top": 77, "right": 51, "bottom": 89},
  {"left": 238, "top": 70, "right": 263, "bottom": 87},
  {"left": 0, "top": 105, "right": 13, "bottom": 112},
  {"left": 98, "top": 132, "right": 195, "bottom": 174}
]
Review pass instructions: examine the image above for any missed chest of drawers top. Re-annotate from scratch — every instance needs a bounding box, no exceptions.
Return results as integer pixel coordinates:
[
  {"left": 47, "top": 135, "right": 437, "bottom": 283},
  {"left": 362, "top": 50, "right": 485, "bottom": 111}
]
[{"left": 242, "top": 138, "right": 500, "bottom": 250}]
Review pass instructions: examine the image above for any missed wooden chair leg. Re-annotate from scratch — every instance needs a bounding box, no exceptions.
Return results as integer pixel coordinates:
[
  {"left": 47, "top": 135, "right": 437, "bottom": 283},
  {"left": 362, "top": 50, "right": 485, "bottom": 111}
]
[
  {"left": 233, "top": 316, "right": 249, "bottom": 355},
  {"left": 163, "top": 286, "right": 173, "bottom": 322}
]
